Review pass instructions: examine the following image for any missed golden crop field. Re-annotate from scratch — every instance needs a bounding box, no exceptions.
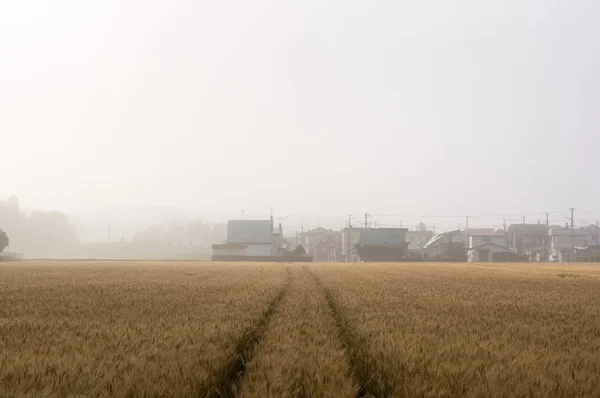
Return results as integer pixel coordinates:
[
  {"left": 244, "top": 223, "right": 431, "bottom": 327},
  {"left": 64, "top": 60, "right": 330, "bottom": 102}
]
[
  {"left": 0, "top": 262, "right": 288, "bottom": 397},
  {"left": 2, "top": 261, "right": 600, "bottom": 397}
]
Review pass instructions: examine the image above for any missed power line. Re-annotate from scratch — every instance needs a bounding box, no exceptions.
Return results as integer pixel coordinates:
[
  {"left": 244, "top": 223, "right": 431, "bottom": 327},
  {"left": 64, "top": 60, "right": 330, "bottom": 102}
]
[
  {"left": 570, "top": 207, "right": 575, "bottom": 262},
  {"left": 282, "top": 210, "right": 600, "bottom": 235},
  {"left": 595, "top": 221, "right": 598, "bottom": 263},
  {"left": 370, "top": 210, "right": 569, "bottom": 219}
]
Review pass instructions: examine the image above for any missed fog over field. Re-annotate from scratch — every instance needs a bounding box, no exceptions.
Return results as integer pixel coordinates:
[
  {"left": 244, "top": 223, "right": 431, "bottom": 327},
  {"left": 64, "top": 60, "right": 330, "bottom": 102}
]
[{"left": 2, "top": 1, "right": 599, "bottom": 222}]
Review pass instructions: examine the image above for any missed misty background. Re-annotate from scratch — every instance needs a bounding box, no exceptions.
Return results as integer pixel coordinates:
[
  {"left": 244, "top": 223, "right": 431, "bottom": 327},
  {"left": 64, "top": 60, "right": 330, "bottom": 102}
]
[{"left": 1, "top": 1, "right": 599, "bottom": 257}]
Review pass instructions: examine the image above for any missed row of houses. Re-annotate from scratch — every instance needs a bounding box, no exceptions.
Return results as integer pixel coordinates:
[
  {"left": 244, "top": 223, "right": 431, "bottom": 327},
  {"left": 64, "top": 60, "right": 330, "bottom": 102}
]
[
  {"left": 211, "top": 220, "right": 418, "bottom": 262},
  {"left": 508, "top": 223, "right": 600, "bottom": 262},
  {"left": 419, "top": 224, "right": 600, "bottom": 262},
  {"left": 302, "top": 226, "right": 508, "bottom": 262},
  {"left": 300, "top": 226, "right": 429, "bottom": 262},
  {"left": 212, "top": 218, "right": 599, "bottom": 262},
  {"left": 300, "top": 222, "right": 600, "bottom": 262}
]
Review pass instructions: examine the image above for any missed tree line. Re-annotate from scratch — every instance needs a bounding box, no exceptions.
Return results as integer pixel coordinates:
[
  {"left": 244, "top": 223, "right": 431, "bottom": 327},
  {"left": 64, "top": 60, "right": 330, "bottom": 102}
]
[{"left": 0, "top": 197, "right": 78, "bottom": 257}]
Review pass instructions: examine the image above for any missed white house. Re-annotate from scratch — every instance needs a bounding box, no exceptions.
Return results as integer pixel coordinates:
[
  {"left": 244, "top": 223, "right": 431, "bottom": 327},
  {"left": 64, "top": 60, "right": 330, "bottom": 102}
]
[
  {"left": 422, "top": 230, "right": 463, "bottom": 258},
  {"left": 468, "top": 242, "right": 510, "bottom": 262},
  {"left": 301, "top": 227, "right": 328, "bottom": 256},
  {"left": 422, "top": 229, "right": 499, "bottom": 259},
  {"left": 301, "top": 228, "right": 342, "bottom": 262},
  {"left": 212, "top": 219, "right": 280, "bottom": 259},
  {"left": 548, "top": 227, "right": 587, "bottom": 261},
  {"left": 468, "top": 231, "right": 505, "bottom": 249}
]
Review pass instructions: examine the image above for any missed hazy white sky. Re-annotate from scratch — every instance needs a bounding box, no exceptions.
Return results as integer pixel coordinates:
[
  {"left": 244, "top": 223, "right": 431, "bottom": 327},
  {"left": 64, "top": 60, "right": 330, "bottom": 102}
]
[{"left": 2, "top": 1, "right": 599, "bottom": 220}]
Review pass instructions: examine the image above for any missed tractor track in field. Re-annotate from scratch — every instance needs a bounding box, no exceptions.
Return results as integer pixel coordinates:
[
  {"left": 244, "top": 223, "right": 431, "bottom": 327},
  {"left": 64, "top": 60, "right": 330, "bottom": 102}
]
[
  {"left": 303, "top": 266, "right": 394, "bottom": 398},
  {"left": 197, "top": 266, "right": 292, "bottom": 398}
]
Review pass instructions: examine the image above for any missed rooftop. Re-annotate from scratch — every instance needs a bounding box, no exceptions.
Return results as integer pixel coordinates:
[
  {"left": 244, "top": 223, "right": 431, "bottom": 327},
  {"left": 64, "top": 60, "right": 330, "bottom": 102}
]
[
  {"left": 470, "top": 242, "right": 509, "bottom": 250},
  {"left": 227, "top": 220, "right": 273, "bottom": 244},
  {"left": 423, "top": 230, "right": 462, "bottom": 248},
  {"left": 305, "top": 227, "right": 340, "bottom": 235},
  {"left": 469, "top": 231, "right": 505, "bottom": 237},
  {"left": 360, "top": 228, "right": 408, "bottom": 246}
]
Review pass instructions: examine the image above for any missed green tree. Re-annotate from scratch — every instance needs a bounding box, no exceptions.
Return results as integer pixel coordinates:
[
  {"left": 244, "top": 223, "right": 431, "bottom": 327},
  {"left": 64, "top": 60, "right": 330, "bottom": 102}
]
[
  {"left": 0, "top": 229, "right": 9, "bottom": 252},
  {"left": 294, "top": 245, "right": 306, "bottom": 255},
  {"left": 416, "top": 222, "right": 427, "bottom": 232}
]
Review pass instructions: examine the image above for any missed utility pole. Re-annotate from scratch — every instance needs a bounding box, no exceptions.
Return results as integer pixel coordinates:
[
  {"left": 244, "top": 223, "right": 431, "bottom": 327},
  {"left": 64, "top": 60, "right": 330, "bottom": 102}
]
[
  {"left": 503, "top": 218, "right": 508, "bottom": 262},
  {"left": 465, "top": 216, "right": 469, "bottom": 248},
  {"left": 364, "top": 213, "right": 370, "bottom": 230},
  {"left": 347, "top": 215, "right": 353, "bottom": 262},
  {"left": 545, "top": 213, "right": 550, "bottom": 259},
  {"left": 570, "top": 208, "right": 575, "bottom": 262},
  {"left": 521, "top": 216, "right": 525, "bottom": 255},
  {"left": 595, "top": 220, "right": 598, "bottom": 263},
  {"left": 300, "top": 214, "right": 304, "bottom": 247}
]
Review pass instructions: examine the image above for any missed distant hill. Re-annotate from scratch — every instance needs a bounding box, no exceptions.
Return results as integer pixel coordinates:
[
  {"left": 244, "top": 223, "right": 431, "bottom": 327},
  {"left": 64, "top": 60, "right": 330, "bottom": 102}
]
[
  {"left": 68, "top": 206, "right": 196, "bottom": 243},
  {"left": 68, "top": 206, "right": 236, "bottom": 244},
  {"left": 69, "top": 206, "right": 201, "bottom": 226}
]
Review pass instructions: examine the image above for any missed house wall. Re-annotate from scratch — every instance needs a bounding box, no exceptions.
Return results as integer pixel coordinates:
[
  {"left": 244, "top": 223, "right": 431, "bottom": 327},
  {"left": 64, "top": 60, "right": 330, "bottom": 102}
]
[
  {"left": 302, "top": 230, "right": 342, "bottom": 260},
  {"left": 327, "top": 245, "right": 339, "bottom": 261},
  {"left": 213, "top": 219, "right": 281, "bottom": 259},
  {"left": 507, "top": 225, "right": 549, "bottom": 254},
  {"left": 584, "top": 227, "right": 600, "bottom": 246},
  {"left": 468, "top": 245, "right": 509, "bottom": 262},
  {"left": 304, "top": 232, "right": 326, "bottom": 256},
  {"left": 213, "top": 244, "right": 273, "bottom": 257},
  {"left": 212, "top": 247, "right": 246, "bottom": 256},
  {"left": 314, "top": 242, "right": 341, "bottom": 261},
  {"left": 245, "top": 243, "right": 275, "bottom": 256},
  {"left": 549, "top": 235, "right": 586, "bottom": 256},
  {"left": 227, "top": 220, "right": 273, "bottom": 243},
  {"left": 469, "top": 235, "right": 505, "bottom": 249},
  {"left": 360, "top": 229, "right": 408, "bottom": 246}
]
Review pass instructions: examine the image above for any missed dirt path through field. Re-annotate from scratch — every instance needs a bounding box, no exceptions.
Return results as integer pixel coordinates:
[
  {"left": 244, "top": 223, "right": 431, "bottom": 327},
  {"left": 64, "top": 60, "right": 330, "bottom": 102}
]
[
  {"left": 197, "top": 266, "right": 293, "bottom": 398},
  {"left": 237, "top": 266, "right": 358, "bottom": 398},
  {"left": 305, "top": 265, "right": 395, "bottom": 398}
]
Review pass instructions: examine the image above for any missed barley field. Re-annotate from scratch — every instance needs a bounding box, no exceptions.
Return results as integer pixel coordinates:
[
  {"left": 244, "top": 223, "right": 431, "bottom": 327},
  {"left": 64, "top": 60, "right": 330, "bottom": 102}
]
[{"left": 1, "top": 261, "right": 600, "bottom": 397}]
